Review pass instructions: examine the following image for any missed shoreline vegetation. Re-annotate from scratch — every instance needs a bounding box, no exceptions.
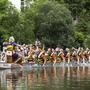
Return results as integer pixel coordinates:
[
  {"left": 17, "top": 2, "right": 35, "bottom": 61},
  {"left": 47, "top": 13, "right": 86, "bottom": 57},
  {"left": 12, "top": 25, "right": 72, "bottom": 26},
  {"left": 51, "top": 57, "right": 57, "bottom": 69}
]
[{"left": 0, "top": 0, "right": 90, "bottom": 49}]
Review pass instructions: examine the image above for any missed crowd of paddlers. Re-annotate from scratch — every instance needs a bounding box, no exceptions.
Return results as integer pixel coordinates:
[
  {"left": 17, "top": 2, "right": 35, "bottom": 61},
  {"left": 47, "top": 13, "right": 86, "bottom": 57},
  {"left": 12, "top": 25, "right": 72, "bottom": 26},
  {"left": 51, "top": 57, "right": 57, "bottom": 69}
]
[{"left": 0, "top": 36, "right": 90, "bottom": 66}]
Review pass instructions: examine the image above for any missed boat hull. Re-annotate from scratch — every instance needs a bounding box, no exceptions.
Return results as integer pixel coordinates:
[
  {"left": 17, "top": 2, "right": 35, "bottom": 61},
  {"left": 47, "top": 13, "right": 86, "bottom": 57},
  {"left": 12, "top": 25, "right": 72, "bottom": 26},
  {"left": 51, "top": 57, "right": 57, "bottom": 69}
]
[
  {"left": 0, "top": 62, "right": 21, "bottom": 69},
  {"left": 0, "top": 61, "right": 90, "bottom": 69}
]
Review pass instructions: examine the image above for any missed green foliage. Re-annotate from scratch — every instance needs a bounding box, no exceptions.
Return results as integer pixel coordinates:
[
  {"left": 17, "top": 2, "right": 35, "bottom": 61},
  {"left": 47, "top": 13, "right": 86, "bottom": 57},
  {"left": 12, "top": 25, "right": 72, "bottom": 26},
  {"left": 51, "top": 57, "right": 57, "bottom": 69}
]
[
  {"left": 27, "top": 0, "right": 73, "bottom": 47},
  {"left": 84, "top": 35, "right": 90, "bottom": 48},
  {"left": 0, "top": 0, "right": 10, "bottom": 41},
  {"left": 0, "top": 27, "right": 9, "bottom": 41},
  {"left": 0, "top": 0, "right": 90, "bottom": 48},
  {"left": 0, "top": 0, "right": 35, "bottom": 44},
  {"left": 12, "top": 13, "right": 35, "bottom": 44},
  {"left": 0, "top": 0, "right": 8, "bottom": 18},
  {"left": 74, "top": 31, "right": 84, "bottom": 47}
]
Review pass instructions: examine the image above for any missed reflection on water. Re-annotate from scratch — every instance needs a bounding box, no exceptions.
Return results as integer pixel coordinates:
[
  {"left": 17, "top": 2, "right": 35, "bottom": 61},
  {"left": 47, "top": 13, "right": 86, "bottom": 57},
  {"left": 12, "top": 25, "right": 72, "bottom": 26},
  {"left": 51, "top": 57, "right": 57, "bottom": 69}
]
[{"left": 0, "top": 66, "right": 90, "bottom": 90}]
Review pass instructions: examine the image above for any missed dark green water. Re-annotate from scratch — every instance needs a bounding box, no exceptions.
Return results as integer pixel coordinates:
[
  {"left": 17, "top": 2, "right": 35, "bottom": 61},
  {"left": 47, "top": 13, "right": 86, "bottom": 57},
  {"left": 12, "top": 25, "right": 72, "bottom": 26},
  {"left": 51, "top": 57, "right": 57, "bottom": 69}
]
[{"left": 0, "top": 66, "right": 90, "bottom": 90}]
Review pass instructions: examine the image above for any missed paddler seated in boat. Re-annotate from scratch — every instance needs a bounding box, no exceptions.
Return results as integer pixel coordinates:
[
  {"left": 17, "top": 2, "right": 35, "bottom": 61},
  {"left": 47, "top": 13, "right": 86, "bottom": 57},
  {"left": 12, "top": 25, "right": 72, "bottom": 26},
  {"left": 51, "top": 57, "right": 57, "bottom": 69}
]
[
  {"left": 38, "top": 50, "right": 46, "bottom": 64},
  {"left": 11, "top": 42, "right": 18, "bottom": 62},
  {"left": 38, "top": 49, "right": 48, "bottom": 66},
  {"left": 75, "top": 47, "right": 81, "bottom": 64},
  {"left": 5, "top": 36, "right": 15, "bottom": 63},
  {"left": 23, "top": 44, "right": 28, "bottom": 57},
  {"left": 25, "top": 45, "right": 36, "bottom": 63},
  {"left": 42, "top": 51, "right": 49, "bottom": 66},
  {"left": 13, "top": 45, "right": 24, "bottom": 64},
  {"left": 35, "top": 39, "right": 41, "bottom": 48},
  {"left": 9, "top": 36, "right": 15, "bottom": 44},
  {"left": 8, "top": 36, "right": 23, "bottom": 64},
  {"left": 87, "top": 48, "right": 90, "bottom": 62},
  {"left": 12, "top": 46, "right": 19, "bottom": 63},
  {"left": 3, "top": 39, "right": 8, "bottom": 52},
  {"left": 79, "top": 48, "right": 86, "bottom": 63},
  {"left": 33, "top": 46, "right": 42, "bottom": 63},
  {"left": 46, "top": 48, "right": 52, "bottom": 62},
  {"left": 65, "top": 48, "right": 71, "bottom": 64},
  {"left": 71, "top": 47, "right": 77, "bottom": 62},
  {"left": 51, "top": 49, "right": 57, "bottom": 66},
  {"left": 55, "top": 47, "right": 60, "bottom": 62},
  {"left": 83, "top": 48, "right": 89, "bottom": 62},
  {"left": 6, "top": 44, "right": 13, "bottom": 63},
  {"left": 71, "top": 47, "right": 80, "bottom": 64},
  {"left": 8, "top": 36, "right": 21, "bottom": 64},
  {"left": 58, "top": 49, "right": 65, "bottom": 63}
]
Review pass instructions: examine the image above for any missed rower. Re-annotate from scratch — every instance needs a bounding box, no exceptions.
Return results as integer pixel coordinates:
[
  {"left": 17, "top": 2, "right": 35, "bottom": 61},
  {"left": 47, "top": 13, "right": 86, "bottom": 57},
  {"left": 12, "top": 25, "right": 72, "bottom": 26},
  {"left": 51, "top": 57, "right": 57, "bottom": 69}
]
[
  {"left": 38, "top": 50, "right": 46, "bottom": 65},
  {"left": 76, "top": 47, "right": 80, "bottom": 64},
  {"left": 71, "top": 48, "right": 77, "bottom": 63},
  {"left": 43, "top": 52, "right": 48, "bottom": 66},
  {"left": 65, "top": 48, "right": 71, "bottom": 64},
  {"left": 6, "top": 44, "right": 13, "bottom": 63},
  {"left": 58, "top": 49, "right": 65, "bottom": 63},
  {"left": 79, "top": 48, "right": 86, "bottom": 64},
  {"left": 87, "top": 49, "right": 90, "bottom": 62},
  {"left": 25, "top": 45, "right": 35, "bottom": 63},
  {"left": 46, "top": 48, "right": 52, "bottom": 61},
  {"left": 51, "top": 49, "right": 57, "bottom": 66}
]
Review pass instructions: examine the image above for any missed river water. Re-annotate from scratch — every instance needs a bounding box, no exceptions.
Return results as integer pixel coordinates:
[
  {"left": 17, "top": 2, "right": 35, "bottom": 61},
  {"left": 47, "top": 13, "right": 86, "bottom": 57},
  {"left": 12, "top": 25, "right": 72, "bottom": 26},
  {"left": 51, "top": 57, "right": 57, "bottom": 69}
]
[{"left": 0, "top": 66, "right": 90, "bottom": 90}]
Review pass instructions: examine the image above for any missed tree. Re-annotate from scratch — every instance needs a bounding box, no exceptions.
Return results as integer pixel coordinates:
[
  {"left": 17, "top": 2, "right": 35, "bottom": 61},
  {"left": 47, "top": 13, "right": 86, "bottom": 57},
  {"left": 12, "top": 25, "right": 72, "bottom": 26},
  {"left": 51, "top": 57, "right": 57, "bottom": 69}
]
[
  {"left": 0, "top": 0, "right": 10, "bottom": 41},
  {"left": 84, "top": 34, "right": 90, "bottom": 48},
  {"left": 27, "top": 0, "right": 74, "bottom": 48},
  {"left": 0, "top": 0, "right": 35, "bottom": 44},
  {"left": 14, "top": 13, "right": 35, "bottom": 44}
]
